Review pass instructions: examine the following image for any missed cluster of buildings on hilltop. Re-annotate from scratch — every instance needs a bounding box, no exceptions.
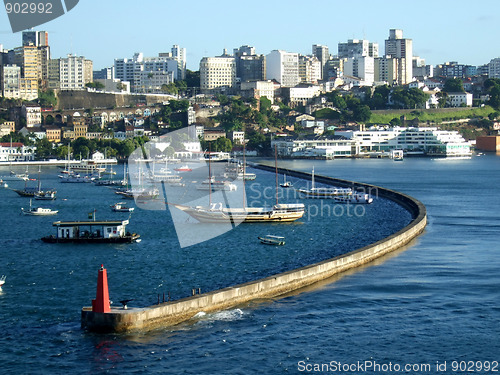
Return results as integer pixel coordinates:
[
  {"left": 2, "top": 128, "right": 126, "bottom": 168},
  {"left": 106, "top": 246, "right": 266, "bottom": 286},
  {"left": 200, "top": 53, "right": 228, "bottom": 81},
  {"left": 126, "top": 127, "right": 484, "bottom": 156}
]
[
  {"left": 3, "top": 28, "right": 500, "bottom": 106},
  {"left": 0, "top": 31, "right": 93, "bottom": 100}
]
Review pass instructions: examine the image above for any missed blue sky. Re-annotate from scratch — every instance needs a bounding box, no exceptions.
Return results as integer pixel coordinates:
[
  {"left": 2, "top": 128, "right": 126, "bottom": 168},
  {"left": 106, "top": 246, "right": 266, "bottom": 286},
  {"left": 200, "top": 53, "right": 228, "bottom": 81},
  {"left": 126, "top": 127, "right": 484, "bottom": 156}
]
[{"left": 1, "top": 0, "right": 499, "bottom": 71}]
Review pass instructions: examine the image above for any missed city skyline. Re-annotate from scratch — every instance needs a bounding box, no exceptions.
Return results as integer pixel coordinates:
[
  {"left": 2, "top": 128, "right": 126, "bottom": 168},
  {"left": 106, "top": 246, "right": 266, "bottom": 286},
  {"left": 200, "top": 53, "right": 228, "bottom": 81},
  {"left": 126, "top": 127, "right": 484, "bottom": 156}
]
[{"left": 1, "top": 0, "right": 499, "bottom": 71}]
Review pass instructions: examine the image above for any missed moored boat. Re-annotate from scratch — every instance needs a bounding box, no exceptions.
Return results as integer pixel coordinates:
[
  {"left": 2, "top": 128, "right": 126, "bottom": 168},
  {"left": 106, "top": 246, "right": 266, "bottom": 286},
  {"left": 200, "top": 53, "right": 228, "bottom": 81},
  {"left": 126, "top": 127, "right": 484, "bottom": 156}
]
[
  {"left": 0, "top": 275, "right": 5, "bottom": 290},
  {"left": 174, "top": 202, "right": 305, "bottom": 223},
  {"left": 174, "top": 165, "right": 192, "bottom": 172},
  {"left": 21, "top": 199, "right": 58, "bottom": 216},
  {"left": 111, "top": 202, "right": 135, "bottom": 212},
  {"left": 258, "top": 235, "right": 285, "bottom": 246},
  {"left": 334, "top": 193, "right": 374, "bottom": 204},
  {"left": 297, "top": 167, "right": 352, "bottom": 198},
  {"left": 41, "top": 218, "right": 140, "bottom": 243}
]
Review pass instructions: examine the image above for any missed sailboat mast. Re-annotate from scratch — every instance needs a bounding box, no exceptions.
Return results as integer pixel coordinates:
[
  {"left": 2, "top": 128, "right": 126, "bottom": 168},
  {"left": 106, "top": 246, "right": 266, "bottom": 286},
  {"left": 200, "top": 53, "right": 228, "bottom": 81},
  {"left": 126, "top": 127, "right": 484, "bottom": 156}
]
[{"left": 274, "top": 145, "right": 279, "bottom": 205}]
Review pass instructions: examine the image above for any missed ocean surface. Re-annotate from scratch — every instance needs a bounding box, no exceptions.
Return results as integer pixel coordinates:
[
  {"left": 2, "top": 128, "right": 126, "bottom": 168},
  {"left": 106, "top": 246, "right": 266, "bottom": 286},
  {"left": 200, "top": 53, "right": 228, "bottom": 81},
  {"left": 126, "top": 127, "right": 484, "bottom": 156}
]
[{"left": 0, "top": 153, "right": 498, "bottom": 374}]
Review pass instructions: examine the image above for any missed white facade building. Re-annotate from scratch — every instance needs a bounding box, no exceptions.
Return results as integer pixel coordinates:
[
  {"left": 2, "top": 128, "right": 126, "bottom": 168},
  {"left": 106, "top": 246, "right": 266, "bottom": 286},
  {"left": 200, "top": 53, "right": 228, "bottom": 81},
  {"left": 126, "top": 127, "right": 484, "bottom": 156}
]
[
  {"left": 114, "top": 46, "right": 186, "bottom": 90},
  {"left": 199, "top": 55, "right": 236, "bottom": 94},
  {"left": 271, "top": 137, "right": 355, "bottom": 158},
  {"left": 488, "top": 58, "right": 500, "bottom": 79},
  {"left": 446, "top": 92, "right": 473, "bottom": 107},
  {"left": 0, "top": 142, "right": 35, "bottom": 161},
  {"left": 298, "top": 55, "right": 322, "bottom": 84},
  {"left": 1, "top": 65, "right": 21, "bottom": 99},
  {"left": 285, "top": 85, "right": 321, "bottom": 106},
  {"left": 343, "top": 56, "right": 375, "bottom": 85},
  {"left": 21, "top": 104, "right": 42, "bottom": 127},
  {"left": 266, "top": 50, "right": 299, "bottom": 88},
  {"left": 49, "top": 55, "right": 93, "bottom": 90},
  {"left": 336, "top": 126, "right": 471, "bottom": 156},
  {"left": 240, "top": 80, "right": 276, "bottom": 103}
]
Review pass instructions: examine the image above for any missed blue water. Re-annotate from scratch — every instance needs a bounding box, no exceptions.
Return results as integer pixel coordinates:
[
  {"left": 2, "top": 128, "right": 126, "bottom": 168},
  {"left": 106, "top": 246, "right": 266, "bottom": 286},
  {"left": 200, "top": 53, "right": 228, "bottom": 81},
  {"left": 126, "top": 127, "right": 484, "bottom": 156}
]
[{"left": 0, "top": 154, "right": 499, "bottom": 374}]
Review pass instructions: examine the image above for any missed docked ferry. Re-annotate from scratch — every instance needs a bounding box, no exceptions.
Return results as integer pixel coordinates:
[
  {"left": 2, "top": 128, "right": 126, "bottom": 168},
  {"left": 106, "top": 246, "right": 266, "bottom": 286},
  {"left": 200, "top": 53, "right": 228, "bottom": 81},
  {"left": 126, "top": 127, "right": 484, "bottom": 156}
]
[{"left": 41, "top": 219, "right": 140, "bottom": 243}]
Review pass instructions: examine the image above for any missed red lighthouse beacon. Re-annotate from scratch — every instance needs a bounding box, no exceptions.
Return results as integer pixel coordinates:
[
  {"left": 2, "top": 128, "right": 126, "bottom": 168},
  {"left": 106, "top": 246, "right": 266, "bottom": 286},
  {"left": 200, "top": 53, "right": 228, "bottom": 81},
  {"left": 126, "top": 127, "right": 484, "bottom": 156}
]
[{"left": 92, "top": 264, "right": 111, "bottom": 313}]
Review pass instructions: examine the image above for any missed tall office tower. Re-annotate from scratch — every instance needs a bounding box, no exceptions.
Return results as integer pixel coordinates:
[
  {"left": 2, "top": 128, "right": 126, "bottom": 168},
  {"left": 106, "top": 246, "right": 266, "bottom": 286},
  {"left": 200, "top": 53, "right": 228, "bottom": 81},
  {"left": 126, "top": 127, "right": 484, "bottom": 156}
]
[
  {"left": 21, "top": 31, "right": 50, "bottom": 89},
  {"left": 384, "top": 29, "right": 413, "bottom": 85},
  {"left": 199, "top": 53, "right": 236, "bottom": 94},
  {"left": 266, "top": 50, "right": 299, "bottom": 87},
  {"left": 233, "top": 45, "right": 265, "bottom": 82},
  {"left": 22, "top": 30, "right": 48, "bottom": 47},
  {"left": 338, "top": 39, "right": 379, "bottom": 59},
  {"left": 312, "top": 44, "right": 329, "bottom": 81},
  {"left": 171, "top": 44, "right": 187, "bottom": 80},
  {"left": 298, "top": 55, "right": 321, "bottom": 84}
]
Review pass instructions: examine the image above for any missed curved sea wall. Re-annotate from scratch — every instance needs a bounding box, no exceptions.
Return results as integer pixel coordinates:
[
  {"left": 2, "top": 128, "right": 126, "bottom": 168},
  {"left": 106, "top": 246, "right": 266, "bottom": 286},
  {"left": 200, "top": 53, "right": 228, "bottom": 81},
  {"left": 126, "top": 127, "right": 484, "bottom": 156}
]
[{"left": 81, "top": 166, "right": 427, "bottom": 333}]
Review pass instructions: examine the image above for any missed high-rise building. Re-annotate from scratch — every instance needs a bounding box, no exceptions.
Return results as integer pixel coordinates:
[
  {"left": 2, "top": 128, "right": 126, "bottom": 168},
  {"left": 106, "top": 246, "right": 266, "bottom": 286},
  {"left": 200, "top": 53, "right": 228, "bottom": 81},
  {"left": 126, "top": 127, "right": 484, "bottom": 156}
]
[
  {"left": 49, "top": 55, "right": 93, "bottom": 90},
  {"left": 19, "top": 31, "right": 50, "bottom": 90},
  {"left": 199, "top": 53, "right": 236, "bottom": 94},
  {"left": 338, "top": 39, "right": 379, "bottom": 59},
  {"left": 266, "top": 50, "right": 299, "bottom": 88},
  {"left": 1, "top": 65, "right": 21, "bottom": 99},
  {"left": 233, "top": 45, "right": 265, "bottom": 82},
  {"left": 312, "top": 44, "right": 329, "bottom": 81},
  {"left": 343, "top": 56, "right": 375, "bottom": 85},
  {"left": 298, "top": 55, "right": 321, "bottom": 84},
  {"left": 384, "top": 29, "right": 413, "bottom": 85},
  {"left": 114, "top": 45, "right": 186, "bottom": 90},
  {"left": 22, "top": 30, "right": 48, "bottom": 47}
]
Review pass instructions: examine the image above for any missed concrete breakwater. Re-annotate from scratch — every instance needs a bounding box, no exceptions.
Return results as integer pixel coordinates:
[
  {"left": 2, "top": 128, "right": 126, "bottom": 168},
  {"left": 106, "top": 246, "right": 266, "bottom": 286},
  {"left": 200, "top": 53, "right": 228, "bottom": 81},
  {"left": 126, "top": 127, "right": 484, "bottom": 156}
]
[{"left": 81, "top": 166, "right": 427, "bottom": 333}]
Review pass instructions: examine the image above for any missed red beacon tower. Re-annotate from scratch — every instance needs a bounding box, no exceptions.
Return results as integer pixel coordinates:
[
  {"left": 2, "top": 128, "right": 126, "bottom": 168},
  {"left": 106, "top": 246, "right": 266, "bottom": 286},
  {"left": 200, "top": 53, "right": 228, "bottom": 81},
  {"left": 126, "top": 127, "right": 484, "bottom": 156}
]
[{"left": 92, "top": 264, "right": 111, "bottom": 313}]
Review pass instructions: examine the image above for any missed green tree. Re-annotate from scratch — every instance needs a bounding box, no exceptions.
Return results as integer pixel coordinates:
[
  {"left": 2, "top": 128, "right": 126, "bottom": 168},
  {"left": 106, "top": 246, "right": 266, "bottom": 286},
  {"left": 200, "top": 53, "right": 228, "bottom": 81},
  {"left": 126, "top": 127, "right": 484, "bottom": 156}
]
[
  {"left": 85, "top": 82, "right": 105, "bottom": 90},
  {"left": 351, "top": 105, "right": 372, "bottom": 122},
  {"left": 443, "top": 78, "right": 464, "bottom": 93},
  {"left": 259, "top": 96, "right": 272, "bottom": 112},
  {"left": 34, "top": 137, "right": 53, "bottom": 159},
  {"left": 37, "top": 89, "right": 57, "bottom": 107}
]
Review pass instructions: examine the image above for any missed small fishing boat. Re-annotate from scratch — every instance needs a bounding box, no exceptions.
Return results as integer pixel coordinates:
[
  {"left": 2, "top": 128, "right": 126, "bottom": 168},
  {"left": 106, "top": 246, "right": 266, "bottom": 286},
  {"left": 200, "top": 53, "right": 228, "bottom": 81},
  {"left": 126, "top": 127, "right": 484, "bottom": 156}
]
[
  {"left": 0, "top": 275, "right": 6, "bottom": 290},
  {"left": 111, "top": 202, "right": 135, "bottom": 212},
  {"left": 280, "top": 174, "right": 292, "bottom": 188},
  {"left": 21, "top": 199, "right": 58, "bottom": 216},
  {"left": 258, "top": 235, "right": 285, "bottom": 246},
  {"left": 334, "top": 193, "right": 374, "bottom": 204}
]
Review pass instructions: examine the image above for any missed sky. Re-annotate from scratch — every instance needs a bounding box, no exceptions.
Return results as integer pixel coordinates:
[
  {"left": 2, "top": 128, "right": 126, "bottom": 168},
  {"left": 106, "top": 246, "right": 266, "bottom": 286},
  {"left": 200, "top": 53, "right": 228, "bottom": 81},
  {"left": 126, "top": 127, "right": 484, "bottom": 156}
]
[{"left": 1, "top": 0, "right": 499, "bottom": 72}]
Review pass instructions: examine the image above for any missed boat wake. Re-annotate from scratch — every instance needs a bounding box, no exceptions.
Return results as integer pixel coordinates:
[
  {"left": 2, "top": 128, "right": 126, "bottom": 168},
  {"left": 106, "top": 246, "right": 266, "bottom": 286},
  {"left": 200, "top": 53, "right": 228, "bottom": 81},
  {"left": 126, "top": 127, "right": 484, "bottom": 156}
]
[{"left": 193, "top": 308, "right": 246, "bottom": 324}]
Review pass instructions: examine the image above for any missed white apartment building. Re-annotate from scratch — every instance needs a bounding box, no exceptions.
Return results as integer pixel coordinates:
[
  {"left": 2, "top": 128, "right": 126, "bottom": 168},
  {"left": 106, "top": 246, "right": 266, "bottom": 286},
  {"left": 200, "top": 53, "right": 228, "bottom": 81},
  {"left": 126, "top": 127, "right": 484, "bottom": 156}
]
[
  {"left": 285, "top": 85, "right": 321, "bottom": 107},
  {"left": 132, "top": 69, "right": 174, "bottom": 93},
  {"left": 48, "top": 55, "right": 93, "bottom": 90},
  {"left": 240, "top": 80, "right": 276, "bottom": 103},
  {"left": 488, "top": 58, "right": 500, "bottom": 79},
  {"left": 0, "top": 142, "right": 35, "bottom": 161},
  {"left": 266, "top": 50, "right": 299, "bottom": 88},
  {"left": 343, "top": 56, "right": 375, "bottom": 85},
  {"left": 336, "top": 126, "right": 471, "bottom": 156},
  {"left": 446, "top": 92, "right": 473, "bottom": 107},
  {"left": 298, "top": 55, "right": 322, "bottom": 84},
  {"left": 199, "top": 55, "right": 236, "bottom": 94},
  {"left": 114, "top": 46, "right": 186, "bottom": 88},
  {"left": 21, "top": 104, "right": 42, "bottom": 127},
  {"left": 271, "top": 137, "right": 355, "bottom": 158},
  {"left": 1, "top": 65, "right": 21, "bottom": 99}
]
